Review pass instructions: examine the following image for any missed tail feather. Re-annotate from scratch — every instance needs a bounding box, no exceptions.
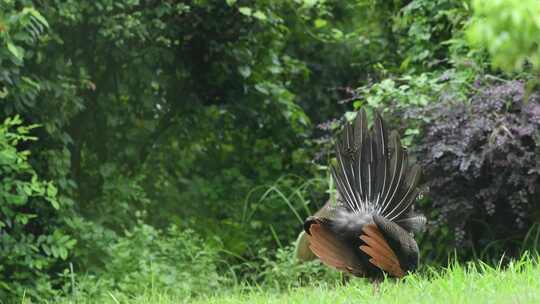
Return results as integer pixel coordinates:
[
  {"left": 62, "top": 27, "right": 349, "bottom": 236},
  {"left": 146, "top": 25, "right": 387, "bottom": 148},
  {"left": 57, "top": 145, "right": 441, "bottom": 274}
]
[
  {"left": 355, "top": 110, "right": 368, "bottom": 201},
  {"left": 372, "top": 114, "right": 389, "bottom": 206},
  {"left": 331, "top": 109, "right": 424, "bottom": 231},
  {"left": 385, "top": 164, "right": 421, "bottom": 221},
  {"left": 395, "top": 214, "right": 427, "bottom": 234},
  {"left": 378, "top": 132, "right": 404, "bottom": 214},
  {"left": 333, "top": 144, "right": 361, "bottom": 212}
]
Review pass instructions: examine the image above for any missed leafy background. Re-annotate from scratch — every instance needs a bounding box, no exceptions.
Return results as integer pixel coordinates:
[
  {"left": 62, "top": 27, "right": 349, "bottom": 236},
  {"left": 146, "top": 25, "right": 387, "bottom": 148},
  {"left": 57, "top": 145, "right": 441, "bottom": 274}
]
[{"left": 0, "top": 0, "right": 539, "bottom": 302}]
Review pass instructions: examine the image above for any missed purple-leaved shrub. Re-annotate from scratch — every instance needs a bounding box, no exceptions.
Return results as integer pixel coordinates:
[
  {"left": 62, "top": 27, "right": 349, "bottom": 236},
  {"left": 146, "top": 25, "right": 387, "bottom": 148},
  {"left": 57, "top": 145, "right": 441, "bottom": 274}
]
[{"left": 415, "top": 80, "right": 540, "bottom": 253}]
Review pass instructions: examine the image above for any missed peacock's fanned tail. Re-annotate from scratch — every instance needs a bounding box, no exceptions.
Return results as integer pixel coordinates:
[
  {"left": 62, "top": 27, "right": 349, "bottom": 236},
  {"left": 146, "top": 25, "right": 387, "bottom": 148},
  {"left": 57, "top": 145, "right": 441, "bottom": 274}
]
[{"left": 331, "top": 110, "right": 425, "bottom": 232}]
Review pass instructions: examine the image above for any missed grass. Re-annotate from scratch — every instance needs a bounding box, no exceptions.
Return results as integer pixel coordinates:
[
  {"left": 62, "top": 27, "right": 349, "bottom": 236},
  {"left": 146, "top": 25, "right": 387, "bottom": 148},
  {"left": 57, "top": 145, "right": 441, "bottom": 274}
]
[{"left": 53, "top": 255, "right": 540, "bottom": 304}]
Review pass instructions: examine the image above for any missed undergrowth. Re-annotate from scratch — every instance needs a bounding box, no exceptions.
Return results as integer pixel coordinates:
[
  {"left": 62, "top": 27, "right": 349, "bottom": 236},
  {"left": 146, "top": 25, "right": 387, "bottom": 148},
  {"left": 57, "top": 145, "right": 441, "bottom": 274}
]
[{"left": 50, "top": 253, "right": 540, "bottom": 304}]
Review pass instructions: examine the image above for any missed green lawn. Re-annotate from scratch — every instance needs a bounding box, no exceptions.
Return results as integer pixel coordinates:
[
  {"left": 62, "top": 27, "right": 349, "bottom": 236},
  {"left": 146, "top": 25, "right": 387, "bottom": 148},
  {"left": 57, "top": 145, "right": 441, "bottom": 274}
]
[{"left": 54, "top": 258, "right": 540, "bottom": 304}]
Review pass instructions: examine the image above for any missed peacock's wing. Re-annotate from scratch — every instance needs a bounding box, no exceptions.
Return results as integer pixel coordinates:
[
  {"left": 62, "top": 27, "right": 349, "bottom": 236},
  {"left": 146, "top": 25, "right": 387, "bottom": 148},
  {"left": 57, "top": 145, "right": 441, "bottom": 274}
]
[{"left": 304, "top": 217, "right": 365, "bottom": 276}]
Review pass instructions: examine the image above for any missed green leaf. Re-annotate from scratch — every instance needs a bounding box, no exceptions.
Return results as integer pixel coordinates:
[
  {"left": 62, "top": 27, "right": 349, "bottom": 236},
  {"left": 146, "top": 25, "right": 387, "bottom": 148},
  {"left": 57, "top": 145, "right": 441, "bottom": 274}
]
[
  {"left": 7, "top": 193, "right": 28, "bottom": 205},
  {"left": 0, "top": 150, "right": 17, "bottom": 165},
  {"left": 23, "top": 8, "right": 49, "bottom": 28},
  {"left": 31, "top": 178, "right": 44, "bottom": 193},
  {"left": 253, "top": 11, "right": 267, "bottom": 21},
  {"left": 344, "top": 111, "right": 357, "bottom": 122},
  {"left": 0, "top": 87, "right": 8, "bottom": 99},
  {"left": 46, "top": 197, "right": 60, "bottom": 210},
  {"left": 21, "top": 77, "right": 40, "bottom": 90},
  {"left": 404, "top": 128, "right": 420, "bottom": 135},
  {"left": 46, "top": 182, "right": 58, "bottom": 197},
  {"left": 51, "top": 246, "right": 58, "bottom": 258},
  {"left": 331, "top": 29, "right": 343, "bottom": 39},
  {"left": 255, "top": 84, "right": 269, "bottom": 94},
  {"left": 239, "top": 7, "right": 252, "bottom": 16},
  {"left": 7, "top": 42, "right": 23, "bottom": 61},
  {"left": 42, "top": 244, "right": 51, "bottom": 256},
  {"left": 314, "top": 19, "right": 327, "bottom": 28},
  {"left": 59, "top": 248, "right": 68, "bottom": 260},
  {"left": 23, "top": 184, "right": 33, "bottom": 196},
  {"left": 302, "top": 0, "right": 318, "bottom": 8},
  {"left": 238, "top": 66, "right": 251, "bottom": 78}
]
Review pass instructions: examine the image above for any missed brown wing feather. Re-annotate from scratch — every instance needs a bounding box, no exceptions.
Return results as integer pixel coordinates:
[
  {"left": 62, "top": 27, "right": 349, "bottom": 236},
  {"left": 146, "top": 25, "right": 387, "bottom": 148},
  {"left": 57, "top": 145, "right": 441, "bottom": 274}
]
[
  {"left": 359, "top": 235, "right": 398, "bottom": 265},
  {"left": 362, "top": 225, "right": 392, "bottom": 252},
  {"left": 359, "top": 224, "right": 405, "bottom": 277},
  {"left": 307, "top": 223, "right": 364, "bottom": 275},
  {"left": 359, "top": 245, "right": 404, "bottom": 277}
]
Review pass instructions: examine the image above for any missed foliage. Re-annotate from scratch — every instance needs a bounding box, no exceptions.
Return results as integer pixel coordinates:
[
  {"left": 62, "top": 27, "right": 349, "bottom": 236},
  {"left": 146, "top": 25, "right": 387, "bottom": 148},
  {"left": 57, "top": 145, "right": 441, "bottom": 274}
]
[
  {"left": 313, "top": 63, "right": 478, "bottom": 160},
  {"left": 467, "top": 0, "right": 540, "bottom": 73},
  {"left": 1, "top": 1, "right": 394, "bottom": 298},
  {"left": 61, "top": 235, "right": 339, "bottom": 302},
  {"left": 414, "top": 79, "right": 540, "bottom": 255},
  {"left": 239, "top": 175, "right": 329, "bottom": 254},
  {"left": 247, "top": 245, "right": 340, "bottom": 289},
  {"left": 351, "top": 71, "right": 448, "bottom": 146},
  {"left": 20, "top": 0, "right": 376, "bottom": 258},
  {"left": 0, "top": 4, "right": 49, "bottom": 105},
  {"left": 0, "top": 116, "right": 75, "bottom": 300},
  {"left": 3, "top": 0, "right": 540, "bottom": 300},
  {"left": 0, "top": 2, "right": 81, "bottom": 301},
  {"left": 52, "top": 254, "right": 540, "bottom": 304},
  {"left": 191, "top": 255, "right": 540, "bottom": 304},
  {"left": 66, "top": 224, "right": 225, "bottom": 301},
  {"left": 392, "top": 0, "right": 470, "bottom": 71}
]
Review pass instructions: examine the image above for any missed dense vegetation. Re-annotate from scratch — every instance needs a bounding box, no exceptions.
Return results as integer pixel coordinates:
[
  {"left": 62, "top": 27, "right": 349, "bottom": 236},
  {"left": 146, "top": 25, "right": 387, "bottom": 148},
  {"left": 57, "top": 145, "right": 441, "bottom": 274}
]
[
  {"left": 0, "top": 0, "right": 539, "bottom": 302},
  {"left": 38, "top": 255, "right": 540, "bottom": 303}
]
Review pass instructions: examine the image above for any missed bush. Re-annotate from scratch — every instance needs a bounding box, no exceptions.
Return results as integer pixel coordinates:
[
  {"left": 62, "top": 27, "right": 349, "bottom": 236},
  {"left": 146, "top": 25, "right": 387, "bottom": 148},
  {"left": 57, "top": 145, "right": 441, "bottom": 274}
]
[
  {"left": 0, "top": 116, "right": 75, "bottom": 301},
  {"left": 254, "top": 245, "right": 340, "bottom": 289},
  {"left": 393, "top": 0, "right": 470, "bottom": 70},
  {"left": 414, "top": 79, "right": 540, "bottom": 257},
  {"left": 313, "top": 65, "right": 477, "bottom": 161},
  {"left": 467, "top": 0, "right": 540, "bottom": 72},
  {"left": 68, "top": 223, "right": 225, "bottom": 301}
]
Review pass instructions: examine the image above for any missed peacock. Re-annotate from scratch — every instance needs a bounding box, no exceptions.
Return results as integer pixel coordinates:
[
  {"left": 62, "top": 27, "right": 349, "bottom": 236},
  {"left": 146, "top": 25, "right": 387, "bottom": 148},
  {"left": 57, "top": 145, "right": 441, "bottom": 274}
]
[{"left": 298, "top": 109, "right": 426, "bottom": 279}]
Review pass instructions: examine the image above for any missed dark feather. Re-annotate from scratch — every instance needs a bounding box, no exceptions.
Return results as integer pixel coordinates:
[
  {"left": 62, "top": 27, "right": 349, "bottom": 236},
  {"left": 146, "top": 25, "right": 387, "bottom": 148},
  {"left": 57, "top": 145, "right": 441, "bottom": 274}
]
[
  {"left": 330, "top": 110, "right": 424, "bottom": 230},
  {"left": 359, "top": 224, "right": 405, "bottom": 277},
  {"left": 372, "top": 114, "right": 389, "bottom": 205},
  {"left": 306, "top": 219, "right": 365, "bottom": 276},
  {"left": 395, "top": 213, "right": 427, "bottom": 234},
  {"left": 305, "top": 110, "right": 424, "bottom": 278}
]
